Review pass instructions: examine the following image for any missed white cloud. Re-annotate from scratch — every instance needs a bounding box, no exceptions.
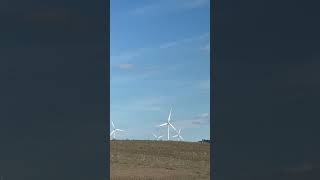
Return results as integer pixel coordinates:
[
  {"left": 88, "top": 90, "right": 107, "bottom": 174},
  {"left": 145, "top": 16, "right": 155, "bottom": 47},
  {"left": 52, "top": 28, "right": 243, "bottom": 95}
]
[
  {"left": 128, "top": 0, "right": 209, "bottom": 16},
  {"left": 110, "top": 47, "right": 150, "bottom": 64},
  {"left": 172, "top": 112, "right": 210, "bottom": 129},
  {"left": 198, "top": 79, "right": 210, "bottom": 91},
  {"left": 129, "top": 4, "right": 159, "bottom": 16},
  {"left": 111, "top": 32, "right": 209, "bottom": 66},
  {"left": 201, "top": 42, "right": 210, "bottom": 53},
  {"left": 159, "top": 33, "right": 208, "bottom": 50},
  {"left": 159, "top": 41, "right": 180, "bottom": 49},
  {"left": 112, "top": 96, "right": 169, "bottom": 113},
  {"left": 200, "top": 32, "right": 210, "bottom": 53},
  {"left": 191, "top": 112, "right": 210, "bottom": 125},
  {"left": 110, "top": 65, "right": 171, "bottom": 85},
  {"left": 180, "top": 0, "right": 210, "bottom": 10},
  {"left": 115, "top": 63, "right": 134, "bottom": 70},
  {"left": 127, "top": 96, "right": 167, "bottom": 112}
]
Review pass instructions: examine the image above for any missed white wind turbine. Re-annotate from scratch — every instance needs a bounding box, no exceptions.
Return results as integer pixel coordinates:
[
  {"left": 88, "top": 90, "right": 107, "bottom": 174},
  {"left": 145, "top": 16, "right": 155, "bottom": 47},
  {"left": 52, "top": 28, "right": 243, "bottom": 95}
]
[
  {"left": 110, "top": 120, "right": 126, "bottom": 140},
  {"left": 172, "top": 128, "right": 184, "bottom": 141},
  {"left": 152, "top": 133, "right": 163, "bottom": 141},
  {"left": 158, "top": 108, "right": 177, "bottom": 141}
]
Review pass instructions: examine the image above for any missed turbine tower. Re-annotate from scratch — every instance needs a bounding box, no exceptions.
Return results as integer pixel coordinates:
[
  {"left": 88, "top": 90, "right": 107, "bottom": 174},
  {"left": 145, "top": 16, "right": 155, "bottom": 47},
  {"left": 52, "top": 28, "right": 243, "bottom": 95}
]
[
  {"left": 110, "top": 120, "right": 126, "bottom": 140},
  {"left": 172, "top": 128, "right": 184, "bottom": 141},
  {"left": 158, "top": 108, "right": 176, "bottom": 141}
]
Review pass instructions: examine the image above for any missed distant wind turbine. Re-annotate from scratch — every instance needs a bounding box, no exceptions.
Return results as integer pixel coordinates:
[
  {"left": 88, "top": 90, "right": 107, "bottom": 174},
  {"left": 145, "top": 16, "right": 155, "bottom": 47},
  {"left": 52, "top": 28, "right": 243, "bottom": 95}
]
[
  {"left": 158, "top": 108, "right": 177, "bottom": 141},
  {"left": 152, "top": 133, "right": 163, "bottom": 141},
  {"left": 110, "top": 120, "right": 126, "bottom": 140},
  {"left": 172, "top": 128, "right": 184, "bottom": 141}
]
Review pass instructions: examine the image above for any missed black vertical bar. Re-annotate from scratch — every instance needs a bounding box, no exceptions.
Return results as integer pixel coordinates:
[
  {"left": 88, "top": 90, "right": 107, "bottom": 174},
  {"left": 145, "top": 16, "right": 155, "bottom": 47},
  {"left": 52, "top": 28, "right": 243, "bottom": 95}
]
[
  {"left": 211, "top": 0, "right": 217, "bottom": 179},
  {"left": 105, "top": 0, "right": 111, "bottom": 179}
]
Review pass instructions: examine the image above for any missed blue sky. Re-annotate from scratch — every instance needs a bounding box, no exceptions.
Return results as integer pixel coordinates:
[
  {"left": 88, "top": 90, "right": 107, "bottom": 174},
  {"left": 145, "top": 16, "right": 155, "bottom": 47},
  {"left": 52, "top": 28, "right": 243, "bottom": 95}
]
[{"left": 110, "top": 0, "right": 210, "bottom": 141}]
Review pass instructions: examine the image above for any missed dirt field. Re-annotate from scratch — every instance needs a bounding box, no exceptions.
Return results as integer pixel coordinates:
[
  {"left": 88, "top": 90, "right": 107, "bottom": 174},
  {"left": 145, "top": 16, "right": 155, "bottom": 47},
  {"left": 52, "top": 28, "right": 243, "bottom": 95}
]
[{"left": 111, "top": 140, "right": 210, "bottom": 180}]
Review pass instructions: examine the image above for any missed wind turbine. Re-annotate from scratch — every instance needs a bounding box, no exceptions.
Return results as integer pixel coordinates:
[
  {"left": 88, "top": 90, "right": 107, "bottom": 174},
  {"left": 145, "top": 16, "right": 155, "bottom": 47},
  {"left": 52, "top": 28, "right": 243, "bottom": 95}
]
[
  {"left": 158, "top": 108, "right": 177, "bottom": 141},
  {"left": 110, "top": 120, "right": 126, "bottom": 140},
  {"left": 172, "top": 128, "right": 184, "bottom": 141},
  {"left": 152, "top": 133, "right": 163, "bottom": 141}
]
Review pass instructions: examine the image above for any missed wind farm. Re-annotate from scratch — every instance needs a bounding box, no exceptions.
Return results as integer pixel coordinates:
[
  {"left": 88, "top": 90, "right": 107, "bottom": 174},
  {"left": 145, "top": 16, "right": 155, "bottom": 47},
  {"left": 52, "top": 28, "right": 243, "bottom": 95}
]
[
  {"left": 110, "top": 0, "right": 210, "bottom": 179},
  {"left": 109, "top": 108, "right": 210, "bottom": 180},
  {"left": 110, "top": 108, "right": 185, "bottom": 142}
]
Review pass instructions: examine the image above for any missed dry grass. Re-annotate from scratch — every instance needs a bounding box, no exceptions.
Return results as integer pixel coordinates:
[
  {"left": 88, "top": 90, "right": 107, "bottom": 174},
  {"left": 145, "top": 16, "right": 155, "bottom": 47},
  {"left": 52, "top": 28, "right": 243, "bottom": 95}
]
[{"left": 111, "top": 140, "right": 210, "bottom": 180}]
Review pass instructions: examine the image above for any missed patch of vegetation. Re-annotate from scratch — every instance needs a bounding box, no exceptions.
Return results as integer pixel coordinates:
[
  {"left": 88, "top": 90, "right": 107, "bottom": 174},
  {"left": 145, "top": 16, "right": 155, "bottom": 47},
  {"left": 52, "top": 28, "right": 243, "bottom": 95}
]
[{"left": 111, "top": 140, "right": 210, "bottom": 180}]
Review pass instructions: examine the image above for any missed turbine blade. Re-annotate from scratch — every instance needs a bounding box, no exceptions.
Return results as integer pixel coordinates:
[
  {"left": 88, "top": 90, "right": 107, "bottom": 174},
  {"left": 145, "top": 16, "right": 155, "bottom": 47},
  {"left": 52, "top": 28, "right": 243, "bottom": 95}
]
[
  {"left": 169, "top": 123, "right": 177, "bottom": 131},
  {"left": 116, "top": 129, "right": 125, "bottom": 132},
  {"left": 110, "top": 130, "right": 115, "bottom": 136},
  {"left": 179, "top": 135, "right": 184, "bottom": 140},
  {"left": 111, "top": 120, "right": 115, "bottom": 129},
  {"left": 159, "top": 123, "right": 167, "bottom": 127},
  {"left": 152, "top": 133, "right": 157, "bottom": 138},
  {"left": 172, "top": 135, "right": 178, "bottom": 137},
  {"left": 168, "top": 108, "right": 172, "bottom": 122}
]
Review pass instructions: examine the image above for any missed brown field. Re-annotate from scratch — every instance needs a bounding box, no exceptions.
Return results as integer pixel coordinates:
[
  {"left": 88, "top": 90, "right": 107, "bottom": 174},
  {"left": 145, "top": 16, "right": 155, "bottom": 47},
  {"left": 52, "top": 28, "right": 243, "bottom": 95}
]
[{"left": 111, "top": 140, "right": 210, "bottom": 180}]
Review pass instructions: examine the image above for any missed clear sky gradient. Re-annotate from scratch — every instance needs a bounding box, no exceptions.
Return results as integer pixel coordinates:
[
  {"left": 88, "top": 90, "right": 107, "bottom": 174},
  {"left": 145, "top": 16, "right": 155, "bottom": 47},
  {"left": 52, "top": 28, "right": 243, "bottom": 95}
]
[{"left": 110, "top": 0, "right": 210, "bottom": 141}]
